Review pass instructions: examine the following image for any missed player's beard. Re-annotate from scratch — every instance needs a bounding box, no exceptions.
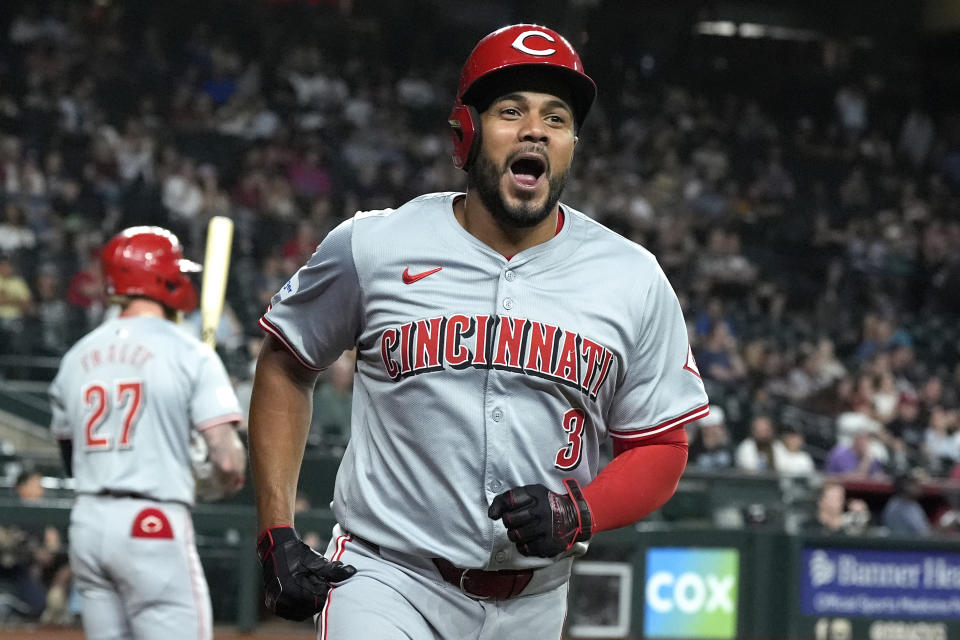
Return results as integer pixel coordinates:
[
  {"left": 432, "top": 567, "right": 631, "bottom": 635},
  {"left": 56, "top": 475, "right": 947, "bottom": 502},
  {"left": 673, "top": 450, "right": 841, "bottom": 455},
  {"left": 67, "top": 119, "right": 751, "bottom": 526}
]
[{"left": 469, "top": 149, "right": 568, "bottom": 229}]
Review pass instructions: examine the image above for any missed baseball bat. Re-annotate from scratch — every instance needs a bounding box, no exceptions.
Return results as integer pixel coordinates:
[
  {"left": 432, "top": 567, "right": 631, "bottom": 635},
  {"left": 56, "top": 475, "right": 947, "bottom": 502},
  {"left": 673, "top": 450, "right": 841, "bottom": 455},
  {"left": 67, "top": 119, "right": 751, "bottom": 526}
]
[{"left": 200, "top": 216, "right": 234, "bottom": 349}]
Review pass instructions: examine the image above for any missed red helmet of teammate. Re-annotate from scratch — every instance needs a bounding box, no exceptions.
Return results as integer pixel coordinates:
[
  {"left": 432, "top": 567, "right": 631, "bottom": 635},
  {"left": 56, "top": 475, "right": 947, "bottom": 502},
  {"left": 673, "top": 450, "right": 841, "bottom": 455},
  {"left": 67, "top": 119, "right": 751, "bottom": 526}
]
[
  {"left": 449, "top": 24, "right": 596, "bottom": 170},
  {"left": 101, "top": 226, "right": 201, "bottom": 312}
]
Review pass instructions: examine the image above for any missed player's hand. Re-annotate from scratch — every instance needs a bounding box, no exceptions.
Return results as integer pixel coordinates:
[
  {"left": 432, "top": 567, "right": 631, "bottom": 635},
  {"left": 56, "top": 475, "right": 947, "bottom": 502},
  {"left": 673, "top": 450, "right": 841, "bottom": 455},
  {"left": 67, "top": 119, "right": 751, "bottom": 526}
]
[
  {"left": 257, "top": 526, "right": 356, "bottom": 621},
  {"left": 488, "top": 479, "right": 593, "bottom": 558}
]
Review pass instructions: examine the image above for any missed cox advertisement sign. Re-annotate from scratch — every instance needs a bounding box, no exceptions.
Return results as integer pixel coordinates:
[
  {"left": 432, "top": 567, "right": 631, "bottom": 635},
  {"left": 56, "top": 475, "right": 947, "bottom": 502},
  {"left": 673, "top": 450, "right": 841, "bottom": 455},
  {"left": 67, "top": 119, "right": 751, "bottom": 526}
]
[
  {"left": 802, "top": 548, "right": 960, "bottom": 619},
  {"left": 644, "top": 548, "right": 739, "bottom": 639}
]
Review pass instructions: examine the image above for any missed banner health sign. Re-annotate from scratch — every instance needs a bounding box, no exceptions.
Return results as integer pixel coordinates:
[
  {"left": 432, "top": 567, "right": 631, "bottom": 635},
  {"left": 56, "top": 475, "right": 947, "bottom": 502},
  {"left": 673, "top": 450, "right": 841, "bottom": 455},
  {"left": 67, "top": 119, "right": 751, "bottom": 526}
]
[
  {"left": 802, "top": 548, "right": 960, "bottom": 619},
  {"left": 644, "top": 548, "right": 739, "bottom": 639}
]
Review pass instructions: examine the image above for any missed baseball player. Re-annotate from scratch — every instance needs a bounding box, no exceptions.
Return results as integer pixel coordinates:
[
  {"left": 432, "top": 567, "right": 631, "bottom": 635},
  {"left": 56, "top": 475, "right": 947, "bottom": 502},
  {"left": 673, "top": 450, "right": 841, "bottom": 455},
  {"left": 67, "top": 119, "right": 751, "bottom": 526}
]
[
  {"left": 49, "top": 226, "right": 247, "bottom": 640},
  {"left": 250, "top": 23, "right": 708, "bottom": 639}
]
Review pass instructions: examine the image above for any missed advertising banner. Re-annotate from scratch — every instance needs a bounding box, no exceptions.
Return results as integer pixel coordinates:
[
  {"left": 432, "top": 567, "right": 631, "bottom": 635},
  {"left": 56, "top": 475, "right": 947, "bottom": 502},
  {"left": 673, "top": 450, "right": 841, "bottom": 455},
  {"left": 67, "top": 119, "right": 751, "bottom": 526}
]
[
  {"left": 801, "top": 547, "right": 960, "bottom": 620},
  {"left": 644, "top": 547, "right": 740, "bottom": 639}
]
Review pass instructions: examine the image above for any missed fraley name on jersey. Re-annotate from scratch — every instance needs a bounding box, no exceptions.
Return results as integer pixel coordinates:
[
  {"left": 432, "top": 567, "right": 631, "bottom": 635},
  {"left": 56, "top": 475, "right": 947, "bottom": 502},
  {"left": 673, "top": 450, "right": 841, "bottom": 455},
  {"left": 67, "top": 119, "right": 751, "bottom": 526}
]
[
  {"left": 79, "top": 342, "right": 155, "bottom": 372},
  {"left": 379, "top": 314, "right": 615, "bottom": 400}
]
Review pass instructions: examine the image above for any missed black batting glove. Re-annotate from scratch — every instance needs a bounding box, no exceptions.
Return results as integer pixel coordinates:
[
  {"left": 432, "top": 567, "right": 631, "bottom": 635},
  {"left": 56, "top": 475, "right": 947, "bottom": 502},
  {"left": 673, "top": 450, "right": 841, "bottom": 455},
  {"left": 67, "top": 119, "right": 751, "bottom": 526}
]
[
  {"left": 257, "top": 526, "right": 356, "bottom": 621},
  {"left": 488, "top": 479, "right": 593, "bottom": 558}
]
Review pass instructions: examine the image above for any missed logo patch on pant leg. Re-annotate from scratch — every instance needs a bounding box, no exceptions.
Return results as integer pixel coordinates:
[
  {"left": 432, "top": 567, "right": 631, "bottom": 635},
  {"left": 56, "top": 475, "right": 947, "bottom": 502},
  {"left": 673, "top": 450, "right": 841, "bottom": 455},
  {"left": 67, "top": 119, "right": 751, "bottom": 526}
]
[{"left": 131, "top": 508, "right": 174, "bottom": 539}]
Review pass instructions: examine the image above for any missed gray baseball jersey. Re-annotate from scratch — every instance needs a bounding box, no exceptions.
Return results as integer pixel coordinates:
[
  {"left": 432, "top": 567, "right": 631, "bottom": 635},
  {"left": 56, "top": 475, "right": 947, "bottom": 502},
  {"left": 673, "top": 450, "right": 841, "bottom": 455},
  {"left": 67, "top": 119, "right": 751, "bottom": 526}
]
[
  {"left": 262, "top": 191, "right": 707, "bottom": 571},
  {"left": 50, "top": 315, "right": 243, "bottom": 505},
  {"left": 49, "top": 315, "right": 242, "bottom": 640}
]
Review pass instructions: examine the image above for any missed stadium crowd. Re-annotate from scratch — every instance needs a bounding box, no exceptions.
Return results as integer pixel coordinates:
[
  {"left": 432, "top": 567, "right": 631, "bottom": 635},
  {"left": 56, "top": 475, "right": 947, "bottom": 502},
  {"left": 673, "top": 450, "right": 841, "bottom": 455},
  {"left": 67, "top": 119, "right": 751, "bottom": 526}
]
[{"left": 2, "top": 4, "right": 960, "bottom": 615}]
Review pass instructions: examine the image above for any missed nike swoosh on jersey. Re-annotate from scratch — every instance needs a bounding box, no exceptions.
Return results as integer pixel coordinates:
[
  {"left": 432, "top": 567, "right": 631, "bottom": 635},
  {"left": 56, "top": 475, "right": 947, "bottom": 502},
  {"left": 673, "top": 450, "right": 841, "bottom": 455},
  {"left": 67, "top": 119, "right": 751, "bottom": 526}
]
[{"left": 402, "top": 266, "right": 442, "bottom": 284}]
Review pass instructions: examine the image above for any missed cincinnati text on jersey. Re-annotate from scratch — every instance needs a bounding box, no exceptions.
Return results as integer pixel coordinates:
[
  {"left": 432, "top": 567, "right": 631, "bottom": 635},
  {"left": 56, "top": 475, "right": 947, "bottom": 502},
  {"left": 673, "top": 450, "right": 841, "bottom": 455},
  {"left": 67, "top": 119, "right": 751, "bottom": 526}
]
[{"left": 379, "top": 314, "right": 615, "bottom": 399}]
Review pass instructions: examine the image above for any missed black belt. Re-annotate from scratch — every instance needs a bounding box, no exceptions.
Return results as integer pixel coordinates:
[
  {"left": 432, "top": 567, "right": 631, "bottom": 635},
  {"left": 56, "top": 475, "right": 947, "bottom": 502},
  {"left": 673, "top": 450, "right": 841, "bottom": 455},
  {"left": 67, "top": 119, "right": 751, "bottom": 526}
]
[
  {"left": 96, "top": 489, "right": 156, "bottom": 501},
  {"left": 431, "top": 557, "right": 533, "bottom": 600},
  {"left": 351, "top": 535, "right": 533, "bottom": 600}
]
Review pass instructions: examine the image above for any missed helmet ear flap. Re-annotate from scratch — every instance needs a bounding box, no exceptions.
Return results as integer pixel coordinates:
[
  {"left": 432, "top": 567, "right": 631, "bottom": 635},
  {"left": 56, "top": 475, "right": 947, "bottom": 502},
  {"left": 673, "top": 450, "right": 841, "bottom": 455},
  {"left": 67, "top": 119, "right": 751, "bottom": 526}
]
[{"left": 448, "top": 103, "right": 481, "bottom": 171}]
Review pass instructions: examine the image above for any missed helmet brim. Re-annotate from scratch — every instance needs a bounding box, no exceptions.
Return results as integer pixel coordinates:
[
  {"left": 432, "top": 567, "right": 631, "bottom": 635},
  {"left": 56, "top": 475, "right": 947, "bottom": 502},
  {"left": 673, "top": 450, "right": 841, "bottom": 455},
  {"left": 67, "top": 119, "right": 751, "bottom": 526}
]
[{"left": 461, "top": 63, "right": 596, "bottom": 130}]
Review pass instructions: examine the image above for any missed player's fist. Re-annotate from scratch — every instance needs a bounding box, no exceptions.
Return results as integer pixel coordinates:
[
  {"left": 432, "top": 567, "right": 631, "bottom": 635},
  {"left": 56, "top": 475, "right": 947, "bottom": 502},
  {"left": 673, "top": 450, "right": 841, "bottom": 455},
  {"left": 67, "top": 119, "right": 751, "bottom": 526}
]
[
  {"left": 488, "top": 479, "right": 593, "bottom": 558},
  {"left": 257, "top": 526, "right": 356, "bottom": 621}
]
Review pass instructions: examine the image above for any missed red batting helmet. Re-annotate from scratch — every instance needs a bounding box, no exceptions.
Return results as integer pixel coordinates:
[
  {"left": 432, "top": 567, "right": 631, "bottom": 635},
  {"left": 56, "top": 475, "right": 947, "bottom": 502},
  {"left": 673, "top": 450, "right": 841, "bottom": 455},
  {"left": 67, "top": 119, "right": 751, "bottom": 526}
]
[
  {"left": 449, "top": 24, "right": 597, "bottom": 170},
  {"left": 101, "top": 226, "right": 201, "bottom": 312}
]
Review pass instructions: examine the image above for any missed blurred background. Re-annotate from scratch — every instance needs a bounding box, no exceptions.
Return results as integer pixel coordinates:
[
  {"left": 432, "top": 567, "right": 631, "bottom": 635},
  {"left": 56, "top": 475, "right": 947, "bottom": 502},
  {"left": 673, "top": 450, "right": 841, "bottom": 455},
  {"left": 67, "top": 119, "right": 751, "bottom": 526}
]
[{"left": 2, "top": 0, "right": 960, "bottom": 638}]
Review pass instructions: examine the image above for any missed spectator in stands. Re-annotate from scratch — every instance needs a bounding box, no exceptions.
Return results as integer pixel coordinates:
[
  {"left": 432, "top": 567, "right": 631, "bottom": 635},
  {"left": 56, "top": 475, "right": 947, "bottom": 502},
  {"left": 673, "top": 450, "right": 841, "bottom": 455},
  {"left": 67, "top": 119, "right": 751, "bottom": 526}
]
[
  {"left": 282, "top": 219, "right": 323, "bottom": 268},
  {"left": 183, "top": 300, "right": 246, "bottom": 352},
  {"left": 934, "top": 487, "right": 960, "bottom": 536},
  {"left": 161, "top": 157, "right": 203, "bottom": 240},
  {"left": 835, "top": 395, "right": 889, "bottom": 466},
  {"left": 696, "top": 228, "right": 759, "bottom": 290},
  {"left": 918, "top": 375, "right": 950, "bottom": 422},
  {"left": 693, "top": 296, "right": 736, "bottom": 339},
  {"left": 697, "top": 321, "right": 748, "bottom": 383},
  {"left": 15, "top": 472, "right": 73, "bottom": 624},
  {"left": 65, "top": 249, "right": 106, "bottom": 330},
  {"left": 0, "top": 471, "right": 72, "bottom": 622},
  {"left": 774, "top": 425, "right": 816, "bottom": 476},
  {"left": 813, "top": 338, "right": 848, "bottom": 389},
  {"left": 804, "top": 481, "right": 872, "bottom": 535},
  {"left": 856, "top": 313, "right": 912, "bottom": 365},
  {"left": 288, "top": 148, "right": 333, "bottom": 199},
  {"left": 888, "top": 393, "right": 926, "bottom": 463},
  {"left": 922, "top": 405, "right": 960, "bottom": 476},
  {"left": 28, "top": 264, "right": 72, "bottom": 356},
  {"left": 899, "top": 107, "right": 934, "bottom": 170},
  {"left": 14, "top": 470, "right": 43, "bottom": 502},
  {"left": 784, "top": 344, "right": 828, "bottom": 402},
  {"left": 735, "top": 414, "right": 777, "bottom": 473},
  {"left": 881, "top": 472, "right": 932, "bottom": 537},
  {"left": 0, "top": 203, "right": 37, "bottom": 255},
  {"left": 825, "top": 427, "right": 886, "bottom": 478},
  {"left": 0, "top": 253, "right": 32, "bottom": 357},
  {"left": 309, "top": 348, "right": 356, "bottom": 453},
  {"left": 688, "top": 405, "right": 734, "bottom": 471},
  {"left": 803, "top": 480, "right": 871, "bottom": 535}
]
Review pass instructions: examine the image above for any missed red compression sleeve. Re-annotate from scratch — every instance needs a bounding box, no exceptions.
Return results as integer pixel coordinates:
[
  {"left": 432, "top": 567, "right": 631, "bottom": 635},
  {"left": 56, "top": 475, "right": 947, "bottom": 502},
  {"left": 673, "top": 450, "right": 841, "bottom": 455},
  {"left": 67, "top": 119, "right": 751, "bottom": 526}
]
[{"left": 580, "top": 426, "right": 689, "bottom": 533}]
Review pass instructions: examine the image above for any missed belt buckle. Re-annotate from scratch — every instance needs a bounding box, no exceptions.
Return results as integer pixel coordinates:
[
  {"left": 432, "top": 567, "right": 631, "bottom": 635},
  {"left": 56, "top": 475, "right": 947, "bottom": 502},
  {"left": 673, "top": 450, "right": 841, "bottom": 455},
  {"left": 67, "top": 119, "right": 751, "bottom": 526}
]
[{"left": 459, "top": 568, "right": 490, "bottom": 601}]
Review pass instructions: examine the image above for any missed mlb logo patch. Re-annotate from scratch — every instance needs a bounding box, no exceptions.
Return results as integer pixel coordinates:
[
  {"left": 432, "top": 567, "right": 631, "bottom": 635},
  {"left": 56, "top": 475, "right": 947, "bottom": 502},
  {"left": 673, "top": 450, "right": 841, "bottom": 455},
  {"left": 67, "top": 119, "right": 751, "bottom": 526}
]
[{"left": 276, "top": 272, "right": 300, "bottom": 302}]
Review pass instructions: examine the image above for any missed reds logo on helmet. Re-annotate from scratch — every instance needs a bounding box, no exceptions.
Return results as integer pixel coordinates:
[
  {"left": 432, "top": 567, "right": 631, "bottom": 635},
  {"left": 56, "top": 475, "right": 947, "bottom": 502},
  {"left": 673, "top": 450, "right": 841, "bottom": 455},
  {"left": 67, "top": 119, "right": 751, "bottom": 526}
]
[
  {"left": 511, "top": 30, "right": 557, "bottom": 56},
  {"left": 448, "top": 24, "right": 596, "bottom": 170},
  {"left": 510, "top": 30, "right": 557, "bottom": 56}
]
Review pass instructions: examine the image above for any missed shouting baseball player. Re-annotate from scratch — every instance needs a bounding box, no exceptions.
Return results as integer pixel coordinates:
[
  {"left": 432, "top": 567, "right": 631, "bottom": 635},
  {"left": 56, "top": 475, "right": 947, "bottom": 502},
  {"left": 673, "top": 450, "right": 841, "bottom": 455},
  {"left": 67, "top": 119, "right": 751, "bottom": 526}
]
[
  {"left": 49, "top": 227, "right": 247, "bottom": 640},
  {"left": 249, "top": 24, "right": 708, "bottom": 639}
]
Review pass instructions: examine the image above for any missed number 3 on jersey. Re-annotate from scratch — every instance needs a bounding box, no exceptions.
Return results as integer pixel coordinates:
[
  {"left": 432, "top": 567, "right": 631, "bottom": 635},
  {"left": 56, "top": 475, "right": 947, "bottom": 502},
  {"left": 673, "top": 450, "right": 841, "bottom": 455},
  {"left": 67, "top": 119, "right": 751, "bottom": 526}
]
[
  {"left": 82, "top": 380, "right": 144, "bottom": 451},
  {"left": 555, "top": 408, "right": 586, "bottom": 470}
]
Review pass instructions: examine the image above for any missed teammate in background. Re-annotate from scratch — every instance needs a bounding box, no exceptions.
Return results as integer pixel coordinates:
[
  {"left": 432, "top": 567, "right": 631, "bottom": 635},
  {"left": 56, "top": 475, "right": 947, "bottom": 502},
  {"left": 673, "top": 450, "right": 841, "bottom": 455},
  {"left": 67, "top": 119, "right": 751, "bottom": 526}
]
[
  {"left": 48, "top": 227, "right": 247, "bottom": 640},
  {"left": 249, "top": 24, "right": 707, "bottom": 638}
]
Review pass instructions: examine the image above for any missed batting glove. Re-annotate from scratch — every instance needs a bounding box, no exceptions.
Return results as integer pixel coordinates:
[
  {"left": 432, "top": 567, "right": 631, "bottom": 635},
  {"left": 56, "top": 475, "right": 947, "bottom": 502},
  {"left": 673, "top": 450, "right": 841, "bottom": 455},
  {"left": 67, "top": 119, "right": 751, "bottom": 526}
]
[
  {"left": 488, "top": 479, "right": 593, "bottom": 558},
  {"left": 257, "top": 526, "right": 356, "bottom": 621}
]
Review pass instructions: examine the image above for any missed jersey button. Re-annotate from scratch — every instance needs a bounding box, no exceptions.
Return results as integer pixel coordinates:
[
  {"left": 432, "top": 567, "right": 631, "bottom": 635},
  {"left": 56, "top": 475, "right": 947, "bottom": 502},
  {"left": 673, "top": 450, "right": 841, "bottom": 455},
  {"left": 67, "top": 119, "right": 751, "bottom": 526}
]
[
  {"left": 502, "top": 297, "right": 514, "bottom": 310},
  {"left": 505, "top": 270, "right": 516, "bottom": 282},
  {"left": 494, "top": 551, "right": 507, "bottom": 563},
  {"left": 492, "top": 408, "right": 503, "bottom": 422},
  {"left": 489, "top": 480, "right": 502, "bottom": 492}
]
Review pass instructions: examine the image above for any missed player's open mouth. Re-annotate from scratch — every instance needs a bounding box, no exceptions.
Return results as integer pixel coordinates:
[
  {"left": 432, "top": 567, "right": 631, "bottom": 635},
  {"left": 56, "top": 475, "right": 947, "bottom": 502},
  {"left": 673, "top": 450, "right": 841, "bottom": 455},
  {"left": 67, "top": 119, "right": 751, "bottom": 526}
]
[{"left": 508, "top": 154, "right": 547, "bottom": 190}]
